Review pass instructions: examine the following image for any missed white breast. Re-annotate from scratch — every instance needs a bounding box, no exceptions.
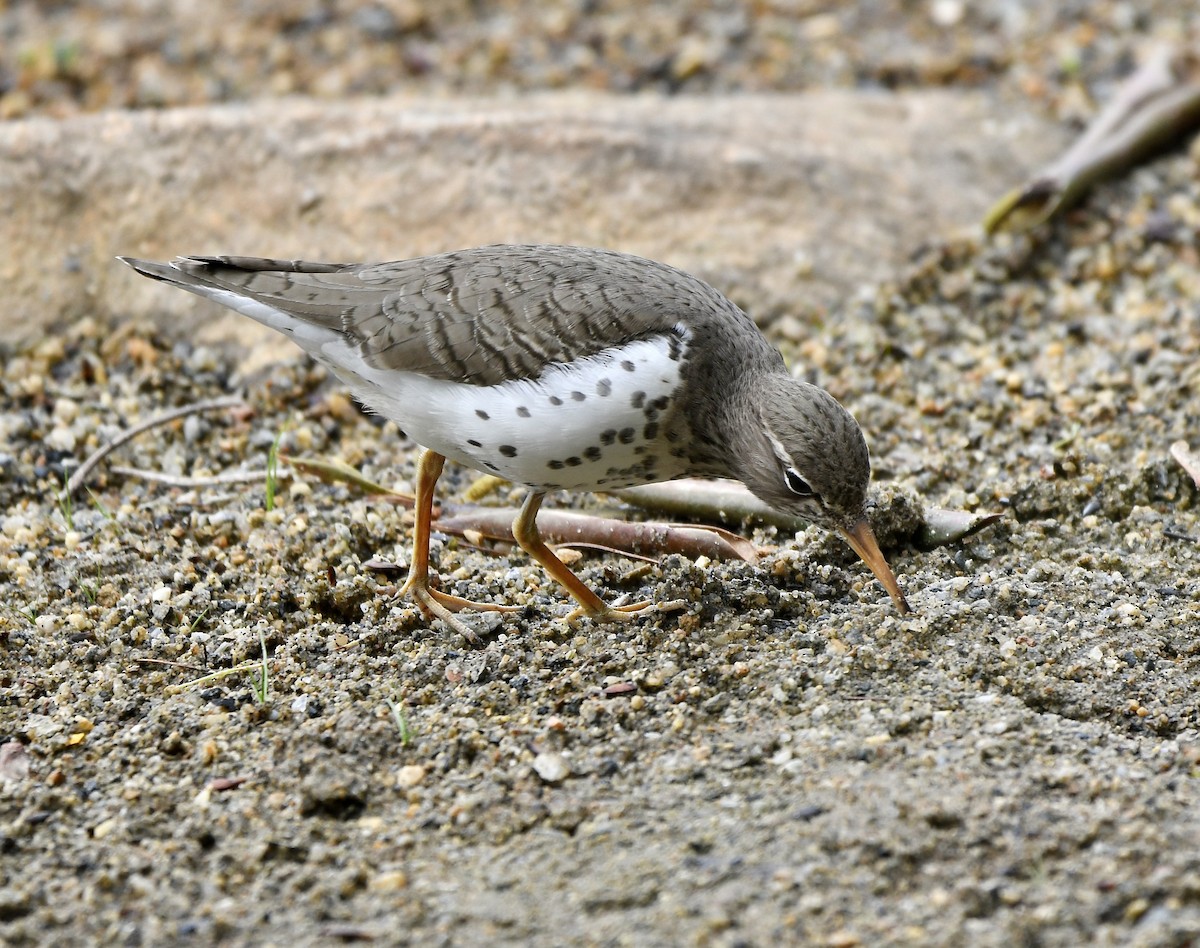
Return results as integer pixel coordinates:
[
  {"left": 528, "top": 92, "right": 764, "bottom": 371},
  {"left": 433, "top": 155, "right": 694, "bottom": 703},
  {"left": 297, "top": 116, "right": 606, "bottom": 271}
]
[{"left": 327, "top": 330, "right": 693, "bottom": 491}]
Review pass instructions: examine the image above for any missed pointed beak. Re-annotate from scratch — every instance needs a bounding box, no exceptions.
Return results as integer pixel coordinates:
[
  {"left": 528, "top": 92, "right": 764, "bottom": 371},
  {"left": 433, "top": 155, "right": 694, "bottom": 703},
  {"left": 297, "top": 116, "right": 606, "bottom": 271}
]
[{"left": 838, "top": 517, "right": 911, "bottom": 615}]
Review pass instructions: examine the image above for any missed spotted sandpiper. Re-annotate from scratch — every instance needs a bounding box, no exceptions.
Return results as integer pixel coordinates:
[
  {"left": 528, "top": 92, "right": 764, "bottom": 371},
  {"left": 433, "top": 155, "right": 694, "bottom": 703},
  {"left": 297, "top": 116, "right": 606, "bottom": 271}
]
[{"left": 120, "top": 245, "right": 910, "bottom": 635}]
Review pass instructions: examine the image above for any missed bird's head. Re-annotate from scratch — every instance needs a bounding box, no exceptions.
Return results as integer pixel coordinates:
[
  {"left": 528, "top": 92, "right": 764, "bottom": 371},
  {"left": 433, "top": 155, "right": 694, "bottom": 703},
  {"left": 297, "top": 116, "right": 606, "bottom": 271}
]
[{"left": 733, "top": 375, "right": 910, "bottom": 614}]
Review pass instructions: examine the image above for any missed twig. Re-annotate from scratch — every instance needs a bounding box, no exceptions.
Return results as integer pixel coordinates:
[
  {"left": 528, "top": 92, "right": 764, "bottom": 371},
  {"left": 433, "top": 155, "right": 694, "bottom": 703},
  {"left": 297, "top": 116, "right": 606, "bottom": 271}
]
[
  {"left": 281, "top": 453, "right": 415, "bottom": 507},
  {"left": 110, "top": 466, "right": 285, "bottom": 489},
  {"left": 986, "top": 46, "right": 1200, "bottom": 233},
  {"left": 63, "top": 395, "right": 247, "bottom": 500},
  {"left": 615, "top": 479, "right": 1001, "bottom": 549},
  {"left": 435, "top": 505, "right": 761, "bottom": 563},
  {"left": 553, "top": 541, "right": 661, "bottom": 564},
  {"left": 131, "top": 657, "right": 210, "bottom": 674},
  {"left": 163, "top": 660, "right": 261, "bottom": 696},
  {"left": 612, "top": 480, "right": 800, "bottom": 530}
]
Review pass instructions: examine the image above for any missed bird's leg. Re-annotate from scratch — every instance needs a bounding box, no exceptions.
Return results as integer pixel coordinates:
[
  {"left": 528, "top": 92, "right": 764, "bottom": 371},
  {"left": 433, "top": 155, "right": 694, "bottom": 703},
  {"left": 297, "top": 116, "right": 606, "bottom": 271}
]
[
  {"left": 400, "top": 449, "right": 521, "bottom": 641},
  {"left": 511, "top": 491, "right": 654, "bottom": 623}
]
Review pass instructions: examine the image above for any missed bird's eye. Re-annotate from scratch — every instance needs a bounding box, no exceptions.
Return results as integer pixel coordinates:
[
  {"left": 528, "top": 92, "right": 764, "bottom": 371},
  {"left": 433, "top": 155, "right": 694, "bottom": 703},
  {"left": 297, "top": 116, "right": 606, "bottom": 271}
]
[{"left": 784, "top": 468, "right": 814, "bottom": 496}]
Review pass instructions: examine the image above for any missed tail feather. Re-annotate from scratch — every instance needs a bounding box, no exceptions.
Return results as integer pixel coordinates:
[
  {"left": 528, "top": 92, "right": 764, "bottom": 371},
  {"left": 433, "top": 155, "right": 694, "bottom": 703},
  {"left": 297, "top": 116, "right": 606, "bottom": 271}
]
[
  {"left": 116, "top": 255, "right": 347, "bottom": 349},
  {"left": 173, "top": 255, "right": 348, "bottom": 275}
]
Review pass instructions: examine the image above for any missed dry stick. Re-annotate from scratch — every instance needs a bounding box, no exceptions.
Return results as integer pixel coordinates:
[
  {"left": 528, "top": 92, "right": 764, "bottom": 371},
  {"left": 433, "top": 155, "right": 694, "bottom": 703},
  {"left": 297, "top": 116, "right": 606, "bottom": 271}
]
[
  {"left": 290, "top": 452, "right": 999, "bottom": 557},
  {"left": 985, "top": 46, "right": 1200, "bottom": 233},
  {"left": 613, "top": 480, "right": 800, "bottom": 530},
  {"left": 436, "top": 505, "right": 761, "bottom": 564},
  {"left": 553, "top": 542, "right": 660, "bottom": 565},
  {"left": 63, "top": 395, "right": 247, "bottom": 500},
  {"left": 131, "top": 657, "right": 210, "bottom": 675},
  {"left": 109, "top": 465, "right": 285, "bottom": 489},
  {"left": 284, "top": 452, "right": 760, "bottom": 562},
  {"left": 281, "top": 453, "right": 415, "bottom": 508},
  {"left": 615, "top": 479, "right": 1003, "bottom": 550}
]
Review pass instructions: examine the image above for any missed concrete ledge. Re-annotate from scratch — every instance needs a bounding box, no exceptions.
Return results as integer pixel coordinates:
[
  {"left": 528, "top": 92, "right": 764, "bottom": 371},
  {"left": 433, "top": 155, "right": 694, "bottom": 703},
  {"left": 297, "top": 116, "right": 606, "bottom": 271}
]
[{"left": 0, "top": 90, "right": 1062, "bottom": 346}]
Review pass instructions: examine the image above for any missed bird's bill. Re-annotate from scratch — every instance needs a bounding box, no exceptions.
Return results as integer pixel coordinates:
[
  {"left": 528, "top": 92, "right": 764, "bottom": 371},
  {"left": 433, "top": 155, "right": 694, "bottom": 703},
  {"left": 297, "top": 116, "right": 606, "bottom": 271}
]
[{"left": 838, "top": 517, "right": 911, "bottom": 615}]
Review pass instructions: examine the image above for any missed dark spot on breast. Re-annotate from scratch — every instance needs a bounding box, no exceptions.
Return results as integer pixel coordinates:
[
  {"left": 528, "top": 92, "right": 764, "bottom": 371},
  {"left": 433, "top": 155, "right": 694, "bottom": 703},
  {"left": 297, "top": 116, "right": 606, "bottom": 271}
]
[
  {"left": 565, "top": 456, "right": 582, "bottom": 467},
  {"left": 618, "top": 427, "right": 635, "bottom": 444},
  {"left": 548, "top": 459, "right": 565, "bottom": 470},
  {"left": 467, "top": 439, "right": 482, "bottom": 448},
  {"left": 600, "top": 429, "right": 617, "bottom": 446},
  {"left": 584, "top": 445, "right": 602, "bottom": 461},
  {"left": 630, "top": 391, "right": 646, "bottom": 409},
  {"left": 596, "top": 378, "right": 612, "bottom": 397},
  {"left": 571, "top": 391, "right": 586, "bottom": 402},
  {"left": 516, "top": 406, "right": 531, "bottom": 418},
  {"left": 650, "top": 395, "right": 671, "bottom": 412},
  {"left": 549, "top": 395, "right": 563, "bottom": 406},
  {"left": 621, "top": 360, "right": 636, "bottom": 372},
  {"left": 499, "top": 445, "right": 518, "bottom": 458},
  {"left": 643, "top": 421, "right": 659, "bottom": 440},
  {"left": 476, "top": 409, "right": 489, "bottom": 420}
]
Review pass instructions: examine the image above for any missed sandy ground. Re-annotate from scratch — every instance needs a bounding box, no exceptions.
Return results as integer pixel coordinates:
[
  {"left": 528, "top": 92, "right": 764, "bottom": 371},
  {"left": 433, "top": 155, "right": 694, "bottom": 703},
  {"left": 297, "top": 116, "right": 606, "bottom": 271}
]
[{"left": 5, "top": 2, "right": 1200, "bottom": 946}]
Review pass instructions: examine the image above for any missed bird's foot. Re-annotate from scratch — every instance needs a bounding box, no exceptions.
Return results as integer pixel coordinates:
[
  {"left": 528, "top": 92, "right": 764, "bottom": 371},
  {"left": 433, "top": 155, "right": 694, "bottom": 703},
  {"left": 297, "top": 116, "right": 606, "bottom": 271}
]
[{"left": 402, "top": 574, "right": 522, "bottom": 645}]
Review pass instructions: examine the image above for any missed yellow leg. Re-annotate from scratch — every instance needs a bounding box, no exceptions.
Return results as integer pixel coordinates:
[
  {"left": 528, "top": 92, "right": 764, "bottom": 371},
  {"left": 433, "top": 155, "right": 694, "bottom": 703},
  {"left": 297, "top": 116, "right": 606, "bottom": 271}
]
[
  {"left": 511, "top": 491, "right": 654, "bottom": 622},
  {"left": 400, "top": 449, "right": 520, "bottom": 641}
]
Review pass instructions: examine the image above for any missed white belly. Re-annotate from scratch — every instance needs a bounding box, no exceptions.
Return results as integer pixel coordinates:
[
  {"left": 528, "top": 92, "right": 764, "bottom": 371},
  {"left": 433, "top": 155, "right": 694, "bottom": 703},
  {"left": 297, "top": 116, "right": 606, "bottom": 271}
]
[{"left": 327, "top": 332, "right": 692, "bottom": 491}]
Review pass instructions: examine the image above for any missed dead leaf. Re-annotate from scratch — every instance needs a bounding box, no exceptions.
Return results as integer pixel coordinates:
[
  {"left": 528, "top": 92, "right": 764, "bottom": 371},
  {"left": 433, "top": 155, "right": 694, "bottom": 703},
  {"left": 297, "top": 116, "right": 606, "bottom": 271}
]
[
  {"left": 917, "top": 508, "right": 1005, "bottom": 550},
  {"left": 1171, "top": 441, "right": 1200, "bottom": 487},
  {"left": 0, "top": 741, "right": 31, "bottom": 785}
]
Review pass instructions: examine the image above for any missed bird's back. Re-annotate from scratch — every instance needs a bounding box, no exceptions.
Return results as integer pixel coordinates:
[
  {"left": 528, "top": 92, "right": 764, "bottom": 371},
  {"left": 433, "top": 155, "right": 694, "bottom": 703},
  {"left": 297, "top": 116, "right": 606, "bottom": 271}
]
[{"left": 120, "top": 245, "right": 773, "bottom": 388}]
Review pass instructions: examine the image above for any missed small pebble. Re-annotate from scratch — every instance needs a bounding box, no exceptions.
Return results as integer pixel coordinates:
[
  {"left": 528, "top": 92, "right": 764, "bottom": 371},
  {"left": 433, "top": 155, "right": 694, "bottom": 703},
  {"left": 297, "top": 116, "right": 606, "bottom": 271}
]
[
  {"left": 532, "top": 752, "right": 571, "bottom": 784},
  {"left": 396, "top": 765, "right": 427, "bottom": 788}
]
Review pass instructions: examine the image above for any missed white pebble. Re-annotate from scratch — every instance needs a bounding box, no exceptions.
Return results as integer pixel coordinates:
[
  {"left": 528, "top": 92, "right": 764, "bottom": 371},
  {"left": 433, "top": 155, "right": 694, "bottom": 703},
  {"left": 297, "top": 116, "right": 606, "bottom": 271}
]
[
  {"left": 45, "top": 426, "right": 77, "bottom": 452},
  {"left": 532, "top": 752, "right": 570, "bottom": 784},
  {"left": 930, "top": 0, "right": 964, "bottom": 25},
  {"left": 53, "top": 398, "right": 80, "bottom": 424},
  {"left": 396, "top": 765, "right": 427, "bottom": 788}
]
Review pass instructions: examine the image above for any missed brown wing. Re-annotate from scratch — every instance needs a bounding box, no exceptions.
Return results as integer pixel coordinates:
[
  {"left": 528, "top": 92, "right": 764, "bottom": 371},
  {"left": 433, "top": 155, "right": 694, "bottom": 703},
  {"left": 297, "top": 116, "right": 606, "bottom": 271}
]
[{"left": 166, "top": 245, "right": 739, "bottom": 387}]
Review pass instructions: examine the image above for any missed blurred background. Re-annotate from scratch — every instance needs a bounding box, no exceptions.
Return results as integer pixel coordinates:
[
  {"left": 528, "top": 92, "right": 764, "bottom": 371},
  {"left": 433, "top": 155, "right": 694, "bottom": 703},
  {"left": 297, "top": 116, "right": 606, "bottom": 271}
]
[{"left": 2, "top": 0, "right": 1192, "bottom": 120}]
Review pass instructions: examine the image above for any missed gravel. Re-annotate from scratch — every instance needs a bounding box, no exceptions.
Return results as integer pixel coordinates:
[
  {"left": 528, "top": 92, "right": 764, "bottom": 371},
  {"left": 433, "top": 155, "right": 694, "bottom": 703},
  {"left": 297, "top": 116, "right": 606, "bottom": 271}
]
[
  {"left": 2, "top": 0, "right": 1196, "bottom": 117},
  {"left": 5, "top": 2, "right": 1200, "bottom": 945}
]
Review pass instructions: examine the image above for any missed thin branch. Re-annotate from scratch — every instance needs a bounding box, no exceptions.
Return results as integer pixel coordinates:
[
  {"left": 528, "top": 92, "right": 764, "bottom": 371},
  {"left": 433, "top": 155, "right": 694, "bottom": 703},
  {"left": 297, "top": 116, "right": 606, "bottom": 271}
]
[
  {"left": 130, "top": 657, "right": 210, "bottom": 674},
  {"left": 435, "top": 505, "right": 760, "bottom": 563},
  {"left": 63, "top": 395, "right": 247, "bottom": 500},
  {"left": 553, "top": 541, "right": 661, "bottom": 564},
  {"left": 110, "top": 465, "right": 284, "bottom": 489},
  {"left": 281, "top": 453, "right": 415, "bottom": 507},
  {"left": 986, "top": 46, "right": 1200, "bottom": 233},
  {"left": 611, "top": 480, "right": 800, "bottom": 530},
  {"left": 615, "top": 479, "right": 1001, "bottom": 549}
]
